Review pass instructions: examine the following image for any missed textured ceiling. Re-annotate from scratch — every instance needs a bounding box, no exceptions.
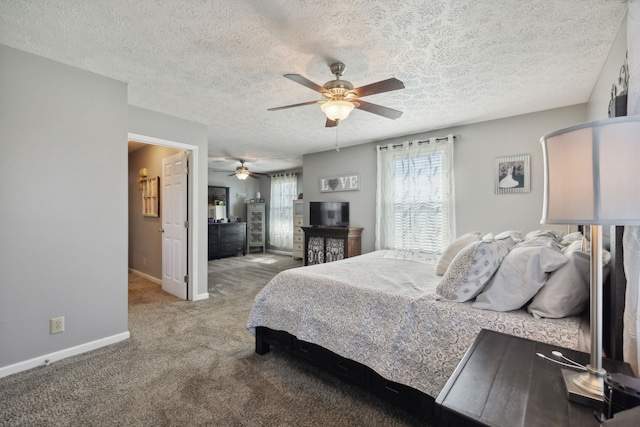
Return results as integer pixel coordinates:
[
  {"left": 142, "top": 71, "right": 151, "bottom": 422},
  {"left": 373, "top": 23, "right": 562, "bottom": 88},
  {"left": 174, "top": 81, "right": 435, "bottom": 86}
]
[{"left": 0, "top": 0, "right": 628, "bottom": 173}]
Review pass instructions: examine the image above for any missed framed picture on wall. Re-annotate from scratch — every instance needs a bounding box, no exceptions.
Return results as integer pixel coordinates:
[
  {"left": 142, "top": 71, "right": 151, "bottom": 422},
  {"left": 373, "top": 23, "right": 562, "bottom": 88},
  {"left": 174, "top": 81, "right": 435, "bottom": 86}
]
[
  {"left": 495, "top": 154, "right": 530, "bottom": 194},
  {"left": 142, "top": 176, "right": 160, "bottom": 217}
]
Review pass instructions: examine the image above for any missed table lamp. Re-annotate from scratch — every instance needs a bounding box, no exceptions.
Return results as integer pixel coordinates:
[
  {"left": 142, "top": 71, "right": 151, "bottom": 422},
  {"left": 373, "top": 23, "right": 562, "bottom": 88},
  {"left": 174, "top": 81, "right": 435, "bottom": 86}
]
[{"left": 540, "top": 115, "right": 640, "bottom": 407}]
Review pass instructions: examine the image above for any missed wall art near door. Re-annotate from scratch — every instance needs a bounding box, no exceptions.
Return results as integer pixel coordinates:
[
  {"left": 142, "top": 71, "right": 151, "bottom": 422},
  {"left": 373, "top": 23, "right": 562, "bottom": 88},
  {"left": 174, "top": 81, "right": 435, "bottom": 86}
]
[
  {"left": 142, "top": 176, "right": 159, "bottom": 217},
  {"left": 495, "top": 154, "right": 530, "bottom": 194}
]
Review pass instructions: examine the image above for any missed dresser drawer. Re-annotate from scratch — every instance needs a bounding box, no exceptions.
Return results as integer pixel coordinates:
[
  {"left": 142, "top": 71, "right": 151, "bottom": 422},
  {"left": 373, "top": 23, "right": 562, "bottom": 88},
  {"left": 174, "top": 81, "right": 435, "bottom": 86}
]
[
  {"left": 293, "top": 242, "right": 303, "bottom": 252},
  {"left": 221, "top": 243, "right": 243, "bottom": 253},
  {"left": 225, "top": 223, "right": 244, "bottom": 233},
  {"left": 371, "top": 371, "right": 429, "bottom": 413},
  {"left": 294, "top": 217, "right": 303, "bottom": 227},
  {"left": 293, "top": 234, "right": 304, "bottom": 243},
  {"left": 221, "top": 234, "right": 242, "bottom": 244}
]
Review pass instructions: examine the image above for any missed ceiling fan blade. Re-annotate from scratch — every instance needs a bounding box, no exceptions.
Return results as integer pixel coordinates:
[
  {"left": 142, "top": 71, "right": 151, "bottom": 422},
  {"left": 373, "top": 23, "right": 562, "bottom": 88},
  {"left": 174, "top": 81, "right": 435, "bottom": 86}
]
[
  {"left": 249, "top": 171, "right": 269, "bottom": 177},
  {"left": 325, "top": 118, "right": 337, "bottom": 128},
  {"left": 351, "top": 78, "right": 405, "bottom": 98},
  {"left": 355, "top": 100, "right": 403, "bottom": 120},
  {"left": 268, "top": 100, "right": 320, "bottom": 111},
  {"left": 284, "top": 74, "right": 325, "bottom": 93}
]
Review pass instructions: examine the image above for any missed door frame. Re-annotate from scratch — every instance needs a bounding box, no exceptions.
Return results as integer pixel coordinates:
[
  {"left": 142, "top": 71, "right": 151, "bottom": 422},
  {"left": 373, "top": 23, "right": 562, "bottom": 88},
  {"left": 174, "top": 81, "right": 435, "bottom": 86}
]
[{"left": 128, "top": 132, "right": 202, "bottom": 301}]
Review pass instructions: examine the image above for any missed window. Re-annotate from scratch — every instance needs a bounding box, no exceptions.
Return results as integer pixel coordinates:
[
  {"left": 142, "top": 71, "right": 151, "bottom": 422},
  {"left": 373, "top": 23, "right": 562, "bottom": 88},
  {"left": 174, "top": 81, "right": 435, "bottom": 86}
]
[
  {"left": 376, "top": 136, "right": 455, "bottom": 253},
  {"left": 269, "top": 173, "right": 298, "bottom": 250}
]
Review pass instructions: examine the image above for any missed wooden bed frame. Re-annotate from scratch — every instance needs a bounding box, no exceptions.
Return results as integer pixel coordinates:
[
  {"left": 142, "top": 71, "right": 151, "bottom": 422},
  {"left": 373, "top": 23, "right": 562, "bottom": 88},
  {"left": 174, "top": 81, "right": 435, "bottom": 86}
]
[{"left": 254, "top": 226, "right": 628, "bottom": 421}]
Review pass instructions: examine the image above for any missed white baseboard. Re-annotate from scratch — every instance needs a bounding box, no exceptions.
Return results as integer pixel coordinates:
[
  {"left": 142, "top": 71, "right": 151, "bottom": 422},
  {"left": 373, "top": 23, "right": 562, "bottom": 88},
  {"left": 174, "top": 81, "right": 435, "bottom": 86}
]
[
  {"left": 267, "top": 249, "right": 294, "bottom": 256},
  {"left": 0, "top": 331, "right": 130, "bottom": 379},
  {"left": 194, "top": 292, "right": 210, "bottom": 301},
  {"left": 128, "top": 268, "right": 161, "bottom": 284}
]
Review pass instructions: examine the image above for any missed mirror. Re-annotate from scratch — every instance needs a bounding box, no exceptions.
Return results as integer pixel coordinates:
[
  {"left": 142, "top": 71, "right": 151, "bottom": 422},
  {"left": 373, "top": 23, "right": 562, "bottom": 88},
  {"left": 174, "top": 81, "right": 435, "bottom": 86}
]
[{"left": 208, "top": 186, "right": 230, "bottom": 219}]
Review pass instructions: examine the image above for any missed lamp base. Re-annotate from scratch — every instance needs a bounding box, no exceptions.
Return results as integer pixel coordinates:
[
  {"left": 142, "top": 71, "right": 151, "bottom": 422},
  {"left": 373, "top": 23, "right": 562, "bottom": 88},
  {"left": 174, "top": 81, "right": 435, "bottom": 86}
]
[{"left": 561, "top": 368, "right": 604, "bottom": 408}]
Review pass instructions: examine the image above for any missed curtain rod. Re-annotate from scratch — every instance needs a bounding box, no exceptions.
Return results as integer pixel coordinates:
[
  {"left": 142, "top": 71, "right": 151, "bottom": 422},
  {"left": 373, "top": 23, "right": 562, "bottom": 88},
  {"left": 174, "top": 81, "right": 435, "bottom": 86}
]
[
  {"left": 269, "top": 170, "right": 300, "bottom": 177},
  {"left": 377, "top": 135, "right": 457, "bottom": 150}
]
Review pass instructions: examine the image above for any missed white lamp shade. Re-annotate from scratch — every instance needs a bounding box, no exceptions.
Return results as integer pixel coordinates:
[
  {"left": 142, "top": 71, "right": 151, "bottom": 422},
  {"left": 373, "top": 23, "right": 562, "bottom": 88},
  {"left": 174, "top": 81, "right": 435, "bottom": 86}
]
[
  {"left": 321, "top": 100, "right": 355, "bottom": 121},
  {"left": 541, "top": 115, "right": 640, "bottom": 225}
]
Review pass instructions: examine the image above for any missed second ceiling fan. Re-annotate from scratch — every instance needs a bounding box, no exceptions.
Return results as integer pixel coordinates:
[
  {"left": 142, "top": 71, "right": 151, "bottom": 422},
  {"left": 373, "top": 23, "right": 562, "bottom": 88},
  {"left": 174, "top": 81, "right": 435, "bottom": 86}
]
[
  {"left": 268, "top": 62, "right": 404, "bottom": 127},
  {"left": 229, "top": 160, "right": 268, "bottom": 180}
]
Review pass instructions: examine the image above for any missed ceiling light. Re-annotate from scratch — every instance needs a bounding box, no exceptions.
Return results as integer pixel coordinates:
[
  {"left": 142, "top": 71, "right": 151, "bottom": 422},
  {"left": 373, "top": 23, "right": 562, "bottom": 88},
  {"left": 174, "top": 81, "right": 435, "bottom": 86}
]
[
  {"left": 237, "top": 169, "right": 249, "bottom": 180},
  {"left": 321, "top": 100, "right": 355, "bottom": 121}
]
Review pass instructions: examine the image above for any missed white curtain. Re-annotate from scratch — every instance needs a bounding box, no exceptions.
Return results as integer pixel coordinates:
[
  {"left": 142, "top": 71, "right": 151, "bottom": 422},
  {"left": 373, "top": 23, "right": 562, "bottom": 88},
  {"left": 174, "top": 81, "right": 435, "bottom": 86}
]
[
  {"left": 375, "top": 134, "right": 455, "bottom": 253},
  {"left": 269, "top": 173, "right": 298, "bottom": 250},
  {"left": 624, "top": 0, "right": 640, "bottom": 375}
]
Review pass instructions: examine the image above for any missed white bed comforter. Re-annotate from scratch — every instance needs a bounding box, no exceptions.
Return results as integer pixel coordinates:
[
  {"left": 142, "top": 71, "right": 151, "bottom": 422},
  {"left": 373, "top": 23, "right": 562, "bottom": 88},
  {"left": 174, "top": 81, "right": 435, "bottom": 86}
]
[{"left": 246, "top": 250, "right": 584, "bottom": 397}]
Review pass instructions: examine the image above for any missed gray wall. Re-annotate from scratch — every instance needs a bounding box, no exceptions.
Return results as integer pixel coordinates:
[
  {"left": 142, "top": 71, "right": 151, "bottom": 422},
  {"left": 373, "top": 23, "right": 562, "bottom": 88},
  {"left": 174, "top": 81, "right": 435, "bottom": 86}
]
[
  {"left": 0, "top": 45, "right": 129, "bottom": 368},
  {"left": 303, "top": 104, "right": 588, "bottom": 254},
  {"left": 128, "top": 106, "right": 209, "bottom": 300},
  {"left": 128, "top": 145, "right": 181, "bottom": 279},
  {"left": 587, "top": 13, "right": 628, "bottom": 121}
]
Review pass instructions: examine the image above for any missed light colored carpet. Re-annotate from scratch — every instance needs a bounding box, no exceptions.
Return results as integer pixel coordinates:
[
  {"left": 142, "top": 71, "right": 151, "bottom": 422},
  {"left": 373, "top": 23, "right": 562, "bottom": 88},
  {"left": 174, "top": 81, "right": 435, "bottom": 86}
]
[{"left": 0, "top": 253, "right": 426, "bottom": 426}]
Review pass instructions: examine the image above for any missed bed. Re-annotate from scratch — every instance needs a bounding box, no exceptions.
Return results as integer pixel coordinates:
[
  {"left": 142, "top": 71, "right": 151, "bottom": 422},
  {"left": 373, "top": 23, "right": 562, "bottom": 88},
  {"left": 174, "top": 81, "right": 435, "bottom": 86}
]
[{"left": 246, "top": 228, "right": 627, "bottom": 420}]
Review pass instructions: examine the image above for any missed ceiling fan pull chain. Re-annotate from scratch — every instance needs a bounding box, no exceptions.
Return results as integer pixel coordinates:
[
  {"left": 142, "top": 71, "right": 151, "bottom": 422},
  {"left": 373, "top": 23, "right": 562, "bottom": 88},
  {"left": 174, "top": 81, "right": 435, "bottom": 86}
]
[{"left": 335, "top": 122, "right": 340, "bottom": 151}]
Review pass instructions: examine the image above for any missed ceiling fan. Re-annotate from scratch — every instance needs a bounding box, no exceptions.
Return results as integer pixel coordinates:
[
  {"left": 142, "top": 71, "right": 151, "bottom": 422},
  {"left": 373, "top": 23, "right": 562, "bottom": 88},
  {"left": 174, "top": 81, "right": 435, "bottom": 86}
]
[
  {"left": 268, "top": 62, "right": 404, "bottom": 127},
  {"left": 228, "top": 160, "right": 268, "bottom": 180}
]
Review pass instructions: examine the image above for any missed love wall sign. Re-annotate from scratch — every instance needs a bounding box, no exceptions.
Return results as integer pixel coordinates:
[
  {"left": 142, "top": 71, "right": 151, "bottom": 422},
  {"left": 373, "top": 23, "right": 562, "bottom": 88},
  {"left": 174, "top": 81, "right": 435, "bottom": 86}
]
[{"left": 319, "top": 174, "right": 360, "bottom": 193}]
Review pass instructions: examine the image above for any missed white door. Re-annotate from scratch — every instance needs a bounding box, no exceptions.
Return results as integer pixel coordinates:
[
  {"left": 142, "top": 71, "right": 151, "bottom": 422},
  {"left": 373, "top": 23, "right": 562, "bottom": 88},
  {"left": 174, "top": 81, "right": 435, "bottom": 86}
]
[{"left": 161, "top": 151, "right": 188, "bottom": 300}]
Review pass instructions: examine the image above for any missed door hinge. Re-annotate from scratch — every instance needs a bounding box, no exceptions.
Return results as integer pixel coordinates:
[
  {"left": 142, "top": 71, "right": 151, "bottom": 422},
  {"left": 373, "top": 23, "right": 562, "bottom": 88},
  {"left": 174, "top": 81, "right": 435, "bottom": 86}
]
[
  {"left": 184, "top": 275, "right": 189, "bottom": 283},
  {"left": 184, "top": 220, "right": 189, "bottom": 228},
  {"left": 184, "top": 166, "right": 189, "bottom": 174}
]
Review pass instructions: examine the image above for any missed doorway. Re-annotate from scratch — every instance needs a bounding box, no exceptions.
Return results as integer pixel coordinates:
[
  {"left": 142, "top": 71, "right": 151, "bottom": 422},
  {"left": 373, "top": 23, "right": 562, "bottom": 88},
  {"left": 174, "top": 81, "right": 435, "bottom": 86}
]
[{"left": 128, "top": 132, "right": 202, "bottom": 301}]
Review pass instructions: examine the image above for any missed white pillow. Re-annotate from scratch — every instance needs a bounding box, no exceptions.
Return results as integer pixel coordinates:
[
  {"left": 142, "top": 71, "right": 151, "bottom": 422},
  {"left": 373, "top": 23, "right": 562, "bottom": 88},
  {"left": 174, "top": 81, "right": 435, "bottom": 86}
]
[
  {"left": 435, "top": 231, "right": 482, "bottom": 276},
  {"left": 495, "top": 230, "right": 524, "bottom": 244},
  {"left": 519, "top": 230, "right": 564, "bottom": 251},
  {"left": 560, "top": 232, "right": 584, "bottom": 247},
  {"left": 527, "top": 249, "right": 590, "bottom": 319},
  {"left": 563, "top": 236, "right": 611, "bottom": 265},
  {"left": 436, "top": 235, "right": 515, "bottom": 302},
  {"left": 472, "top": 245, "right": 568, "bottom": 312}
]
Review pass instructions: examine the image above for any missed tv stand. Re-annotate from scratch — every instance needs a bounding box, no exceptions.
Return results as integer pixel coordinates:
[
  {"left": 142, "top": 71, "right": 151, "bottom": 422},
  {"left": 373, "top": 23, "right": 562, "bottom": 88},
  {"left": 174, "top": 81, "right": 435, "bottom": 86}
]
[{"left": 302, "top": 226, "right": 363, "bottom": 266}]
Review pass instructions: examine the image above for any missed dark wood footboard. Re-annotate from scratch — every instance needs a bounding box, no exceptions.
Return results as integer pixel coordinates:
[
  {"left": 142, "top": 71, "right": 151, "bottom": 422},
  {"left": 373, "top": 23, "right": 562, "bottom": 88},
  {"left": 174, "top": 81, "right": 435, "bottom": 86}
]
[{"left": 254, "top": 326, "right": 436, "bottom": 421}]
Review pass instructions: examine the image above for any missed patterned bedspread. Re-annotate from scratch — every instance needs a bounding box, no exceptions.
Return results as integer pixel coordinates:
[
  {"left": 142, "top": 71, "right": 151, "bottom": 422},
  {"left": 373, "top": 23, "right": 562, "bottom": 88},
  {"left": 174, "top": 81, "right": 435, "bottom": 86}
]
[{"left": 246, "top": 250, "right": 585, "bottom": 397}]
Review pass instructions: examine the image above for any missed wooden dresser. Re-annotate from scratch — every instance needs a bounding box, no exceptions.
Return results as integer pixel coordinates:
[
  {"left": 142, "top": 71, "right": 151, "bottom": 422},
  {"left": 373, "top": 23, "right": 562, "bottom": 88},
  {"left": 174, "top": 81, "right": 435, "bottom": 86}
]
[
  {"left": 302, "top": 226, "right": 363, "bottom": 266},
  {"left": 208, "top": 222, "right": 246, "bottom": 260}
]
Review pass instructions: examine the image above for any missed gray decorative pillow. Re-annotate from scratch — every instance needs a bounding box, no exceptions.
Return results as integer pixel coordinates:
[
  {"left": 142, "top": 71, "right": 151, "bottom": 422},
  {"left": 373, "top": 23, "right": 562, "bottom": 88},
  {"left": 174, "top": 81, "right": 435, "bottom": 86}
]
[
  {"left": 436, "top": 235, "right": 515, "bottom": 302},
  {"left": 528, "top": 236, "right": 612, "bottom": 319},
  {"left": 435, "top": 231, "right": 482, "bottom": 276},
  {"left": 472, "top": 244, "right": 568, "bottom": 312},
  {"left": 527, "top": 250, "right": 590, "bottom": 319}
]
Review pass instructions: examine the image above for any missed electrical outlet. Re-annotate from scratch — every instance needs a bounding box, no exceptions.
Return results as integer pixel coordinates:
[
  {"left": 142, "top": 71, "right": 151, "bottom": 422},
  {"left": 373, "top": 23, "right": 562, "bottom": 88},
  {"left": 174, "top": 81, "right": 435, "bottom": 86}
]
[{"left": 50, "top": 317, "right": 64, "bottom": 334}]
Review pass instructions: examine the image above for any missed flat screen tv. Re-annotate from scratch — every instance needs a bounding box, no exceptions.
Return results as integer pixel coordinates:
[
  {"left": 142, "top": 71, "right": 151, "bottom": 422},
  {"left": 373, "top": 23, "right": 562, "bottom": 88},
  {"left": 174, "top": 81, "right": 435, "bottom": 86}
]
[{"left": 309, "top": 201, "right": 349, "bottom": 227}]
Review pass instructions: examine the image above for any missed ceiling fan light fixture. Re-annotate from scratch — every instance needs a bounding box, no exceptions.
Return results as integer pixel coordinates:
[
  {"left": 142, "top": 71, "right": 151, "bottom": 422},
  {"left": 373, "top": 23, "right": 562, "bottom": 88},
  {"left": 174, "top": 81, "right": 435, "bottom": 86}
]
[
  {"left": 236, "top": 168, "right": 250, "bottom": 180},
  {"left": 321, "top": 100, "right": 355, "bottom": 121}
]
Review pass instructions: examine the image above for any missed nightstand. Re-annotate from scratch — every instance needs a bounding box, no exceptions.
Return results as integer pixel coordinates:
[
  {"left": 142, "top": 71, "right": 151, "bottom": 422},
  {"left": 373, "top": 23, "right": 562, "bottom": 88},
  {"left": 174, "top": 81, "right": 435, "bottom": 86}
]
[{"left": 436, "top": 329, "right": 634, "bottom": 427}]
